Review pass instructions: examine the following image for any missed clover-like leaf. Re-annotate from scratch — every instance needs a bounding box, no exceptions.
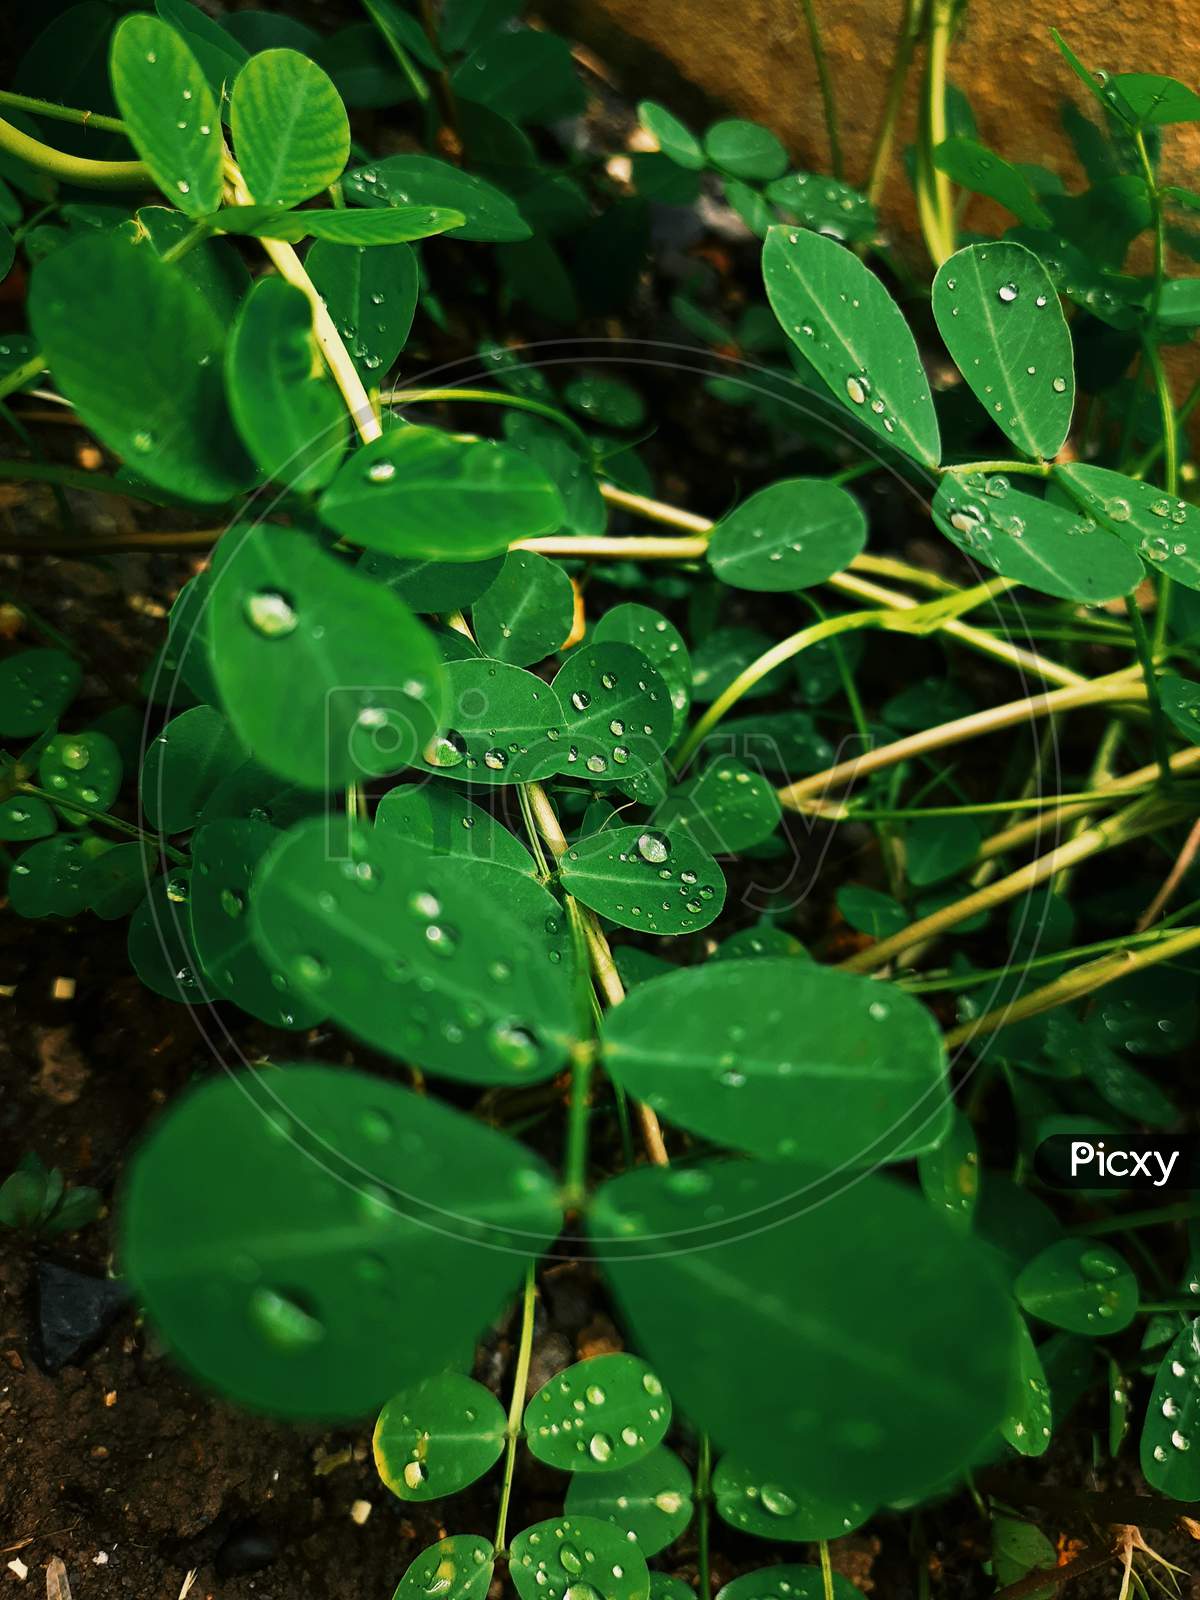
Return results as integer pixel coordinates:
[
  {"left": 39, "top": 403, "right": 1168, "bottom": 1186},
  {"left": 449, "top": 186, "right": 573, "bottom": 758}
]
[
  {"left": 638, "top": 101, "right": 705, "bottom": 170},
  {"left": 917, "top": 1109, "right": 978, "bottom": 1232},
  {"left": 37, "top": 731, "right": 122, "bottom": 824},
  {"left": 653, "top": 758, "right": 781, "bottom": 856},
  {"left": 375, "top": 782, "right": 537, "bottom": 877},
  {"left": 0, "top": 649, "right": 81, "bottom": 738},
  {"left": 215, "top": 203, "right": 465, "bottom": 244},
  {"left": 0, "top": 794, "right": 57, "bottom": 844},
  {"left": 565, "top": 1447, "right": 692, "bottom": 1554},
  {"left": 716, "top": 1568, "right": 858, "bottom": 1600},
  {"left": 127, "top": 871, "right": 211, "bottom": 1002},
  {"left": 932, "top": 243, "right": 1073, "bottom": 460},
  {"left": 473, "top": 551, "right": 575, "bottom": 665},
  {"left": 712, "top": 1456, "right": 870, "bottom": 1542},
  {"left": 592, "top": 604, "right": 691, "bottom": 735},
  {"left": 707, "top": 478, "right": 866, "bottom": 593},
  {"left": 552, "top": 643, "right": 673, "bottom": 782},
  {"left": 1141, "top": 1318, "right": 1200, "bottom": 1497},
  {"left": 120, "top": 1065, "right": 562, "bottom": 1417},
  {"left": 705, "top": 120, "right": 787, "bottom": 181},
  {"left": 189, "top": 819, "right": 324, "bottom": 1028},
  {"left": 510, "top": 1516, "right": 649, "bottom": 1600},
  {"left": 393, "top": 1537, "right": 496, "bottom": 1600},
  {"left": 81, "top": 841, "right": 159, "bottom": 921},
  {"left": 763, "top": 225, "right": 941, "bottom": 468},
  {"left": 1015, "top": 1240, "right": 1138, "bottom": 1335},
  {"left": 231, "top": 48, "right": 350, "bottom": 207},
  {"left": 1161, "top": 676, "right": 1200, "bottom": 745},
  {"left": 932, "top": 472, "right": 1142, "bottom": 602},
  {"left": 209, "top": 525, "right": 446, "bottom": 790},
  {"left": 140, "top": 704, "right": 245, "bottom": 834},
  {"left": 526, "top": 1353, "right": 670, "bottom": 1473},
  {"left": 601, "top": 959, "right": 949, "bottom": 1165},
  {"left": 307, "top": 240, "right": 418, "bottom": 381},
  {"left": 1000, "top": 1318, "right": 1053, "bottom": 1458},
  {"left": 9, "top": 835, "right": 110, "bottom": 919},
  {"left": 932, "top": 138, "right": 1049, "bottom": 227},
  {"left": 110, "top": 14, "right": 223, "bottom": 217},
  {"left": 226, "top": 276, "right": 346, "bottom": 494},
  {"left": 764, "top": 172, "right": 876, "bottom": 243},
  {"left": 319, "top": 427, "right": 563, "bottom": 559},
  {"left": 1053, "top": 463, "right": 1200, "bottom": 592},
  {"left": 344, "top": 153, "right": 531, "bottom": 243},
  {"left": 414, "top": 658, "right": 567, "bottom": 785},
  {"left": 361, "top": 550, "right": 505, "bottom": 614},
  {"left": 560, "top": 825, "right": 724, "bottom": 936},
  {"left": 251, "top": 818, "right": 576, "bottom": 1082},
  {"left": 591, "top": 1160, "right": 1016, "bottom": 1505},
  {"left": 374, "top": 1373, "right": 507, "bottom": 1501}
]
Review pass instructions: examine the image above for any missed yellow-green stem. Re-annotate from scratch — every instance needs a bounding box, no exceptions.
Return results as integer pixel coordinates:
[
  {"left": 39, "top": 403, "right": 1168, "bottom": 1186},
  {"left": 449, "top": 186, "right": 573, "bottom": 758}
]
[
  {"left": 494, "top": 1267, "right": 537, "bottom": 1556},
  {"left": 0, "top": 113, "right": 146, "bottom": 188}
]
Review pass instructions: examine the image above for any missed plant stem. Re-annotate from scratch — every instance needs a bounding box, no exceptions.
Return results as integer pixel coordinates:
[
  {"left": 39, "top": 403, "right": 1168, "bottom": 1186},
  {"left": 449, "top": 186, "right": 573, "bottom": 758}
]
[
  {"left": 779, "top": 669, "right": 1145, "bottom": 807},
  {"left": 696, "top": 1435, "right": 713, "bottom": 1600},
  {"left": 941, "top": 459, "right": 1052, "bottom": 478},
  {"left": 1126, "top": 597, "right": 1174, "bottom": 784},
  {"left": 810, "top": 783, "right": 1164, "bottom": 823},
  {"left": 17, "top": 781, "right": 187, "bottom": 863},
  {"left": 899, "top": 919, "right": 1200, "bottom": 994},
  {"left": 942, "top": 920, "right": 1200, "bottom": 1047},
  {"left": 864, "top": 0, "right": 921, "bottom": 205},
  {"left": 1075, "top": 1200, "right": 1200, "bottom": 1237},
  {"left": 0, "top": 89, "right": 127, "bottom": 135},
  {"left": 818, "top": 1541, "right": 835, "bottom": 1600},
  {"left": 0, "top": 113, "right": 147, "bottom": 189},
  {"left": 519, "top": 534, "right": 708, "bottom": 561},
  {"left": 0, "top": 357, "right": 47, "bottom": 406},
  {"left": 494, "top": 1266, "right": 537, "bottom": 1557},
  {"left": 598, "top": 482, "right": 713, "bottom": 534},
  {"left": 916, "top": 0, "right": 956, "bottom": 266},
  {"left": 384, "top": 386, "right": 592, "bottom": 454},
  {"left": 793, "top": 0, "right": 842, "bottom": 177}
]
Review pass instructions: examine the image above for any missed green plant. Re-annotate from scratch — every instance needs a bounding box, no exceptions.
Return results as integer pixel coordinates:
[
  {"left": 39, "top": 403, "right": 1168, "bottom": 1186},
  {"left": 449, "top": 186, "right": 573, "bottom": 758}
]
[
  {"left": 0, "top": 1152, "right": 101, "bottom": 1236},
  {"left": 3, "top": 3, "right": 1200, "bottom": 1597}
]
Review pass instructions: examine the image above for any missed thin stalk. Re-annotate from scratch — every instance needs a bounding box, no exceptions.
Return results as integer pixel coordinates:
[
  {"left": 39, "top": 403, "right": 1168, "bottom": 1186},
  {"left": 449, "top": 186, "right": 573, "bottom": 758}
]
[
  {"left": 0, "top": 114, "right": 147, "bottom": 189},
  {"left": 818, "top": 1542, "right": 835, "bottom": 1600},
  {"left": 598, "top": 482, "right": 713, "bottom": 534},
  {"left": 0, "top": 357, "right": 46, "bottom": 406},
  {"left": 1075, "top": 1199, "right": 1200, "bottom": 1237},
  {"left": 1131, "top": 378, "right": 1200, "bottom": 479},
  {"left": 1126, "top": 598, "right": 1174, "bottom": 785},
  {"left": 916, "top": 0, "right": 956, "bottom": 265},
  {"left": 840, "top": 794, "right": 1174, "bottom": 974},
  {"left": 864, "top": 0, "right": 921, "bottom": 206},
  {"left": 1138, "top": 1300, "right": 1200, "bottom": 1314},
  {"left": 779, "top": 669, "right": 1145, "bottom": 807},
  {"left": 18, "top": 781, "right": 187, "bottom": 863},
  {"left": 362, "top": 0, "right": 430, "bottom": 105},
  {"left": 159, "top": 221, "right": 212, "bottom": 265},
  {"left": 943, "top": 922, "right": 1200, "bottom": 1048},
  {"left": 793, "top": 0, "right": 842, "bottom": 177},
  {"left": 805, "top": 783, "right": 1163, "bottom": 823},
  {"left": 562, "top": 1037, "right": 595, "bottom": 1212},
  {"left": 383, "top": 386, "right": 591, "bottom": 454},
  {"left": 942, "top": 459, "right": 1052, "bottom": 479},
  {"left": 696, "top": 1435, "right": 713, "bottom": 1600},
  {"left": 518, "top": 534, "right": 708, "bottom": 561},
  {"left": 899, "top": 920, "right": 1200, "bottom": 995},
  {"left": 0, "top": 89, "right": 127, "bottom": 134},
  {"left": 494, "top": 1266, "right": 537, "bottom": 1557}
]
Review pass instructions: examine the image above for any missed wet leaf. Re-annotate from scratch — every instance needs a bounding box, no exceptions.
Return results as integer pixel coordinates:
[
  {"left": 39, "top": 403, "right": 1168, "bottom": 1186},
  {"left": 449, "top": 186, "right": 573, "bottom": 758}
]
[
  {"left": 707, "top": 478, "right": 866, "bottom": 592},
  {"left": 1054, "top": 463, "right": 1200, "bottom": 592},
  {"left": 231, "top": 48, "right": 350, "bottom": 206},
  {"left": 375, "top": 782, "right": 537, "bottom": 877},
  {"left": 8, "top": 834, "right": 109, "bottom": 918},
  {"left": 140, "top": 704, "right": 245, "bottom": 833},
  {"left": 360, "top": 550, "right": 505, "bottom": 614},
  {"left": 344, "top": 153, "right": 532, "bottom": 242},
  {"left": 716, "top": 1566, "right": 859, "bottom": 1600},
  {"left": 319, "top": 426, "right": 563, "bottom": 559},
  {"left": 917, "top": 1109, "right": 978, "bottom": 1231},
  {"left": 600, "top": 959, "right": 950, "bottom": 1165},
  {"left": 473, "top": 552, "right": 575, "bottom": 665},
  {"left": 37, "top": 731, "right": 122, "bottom": 824},
  {"left": 638, "top": 101, "right": 705, "bottom": 170},
  {"left": 1161, "top": 676, "right": 1200, "bottom": 744},
  {"left": 375, "top": 1373, "right": 507, "bottom": 1500},
  {"left": 0, "top": 793, "right": 57, "bottom": 843},
  {"left": 763, "top": 225, "right": 941, "bottom": 468},
  {"left": 559, "top": 824, "right": 725, "bottom": 936},
  {"left": 1000, "top": 1318, "right": 1053, "bottom": 1458},
  {"left": 712, "top": 1456, "right": 869, "bottom": 1542},
  {"left": 565, "top": 1447, "right": 693, "bottom": 1554},
  {"left": 306, "top": 240, "right": 418, "bottom": 381},
  {"left": 1141, "top": 1318, "right": 1200, "bottom": 1497},
  {"left": 592, "top": 604, "right": 691, "bottom": 736},
  {"left": 393, "top": 1536, "right": 496, "bottom": 1600},
  {"left": 551, "top": 643, "right": 674, "bottom": 781},
  {"left": 127, "top": 871, "right": 211, "bottom": 1001},
  {"left": 932, "top": 139, "right": 1050, "bottom": 227},
  {"left": 526, "top": 1352, "right": 671, "bottom": 1473},
  {"left": 251, "top": 818, "right": 576, "bottom": 1082},
  {"left": 704, "top": 120, "right": 787, "bottom": 181},
  {"left": 0, "top": 650, "right": 81, "bottom": 738},
  {"left": 510, "top": 1516, "right": 649, "bottom": 1600},
  {"left": 414, "top": 658, "right": 567, "bottom": 785},
  {"left": 932, "top": 242, "right": 1074, "bottom": 459},
  {"left": 451, "top": 29, "right": 583, "bottom": 125},
  {"left": 215, "top": 203, "right": 465, "bottom": 244},
  {"left": 653, "top": 757, "right": 781, "bottom": 855},
  {"left": 110, "top": 14, "right": 223, "bottom": 216},
  {"left": 120, "top": 1065, "right": 562, "bottom": 1416},
  {"left": 764, "top": 172, "right": 876, "bottom": 243},
  {"left": 1015, "top": 1239, "right": 1139, "bottom": 1335}
]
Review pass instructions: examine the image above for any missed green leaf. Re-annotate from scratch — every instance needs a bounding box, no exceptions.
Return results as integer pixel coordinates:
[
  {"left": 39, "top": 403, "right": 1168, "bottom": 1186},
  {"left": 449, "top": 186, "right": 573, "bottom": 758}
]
[
  {"left": 360, "top": 549, "right": 505, "bottom": 613},
  {"left": 127, "top": 871, "right": 211, "bottom": 1001},
  {"left": 393, "top": 1537, "right": 496, "bottom": 1600},
  {"left": 1015, "top": 1240, "right": 1138, "bottom": 1335},
  {"left": 590, "top": 1160, "right": 1016, "bottom": 1504},
  {"left": 209, "top": 525, "right": 446, "bottom": 790},
  {"left": 226, "top": 276, "right": 346, "bottom": 493},
  {"left": 231, "top": 48, "right": 350, "bottom": 206},
  {"left": 992, "top": 1516, "right": 1057, "bottom": 1599},
  {"left": 764, "top": 172, "right": 876, "bottom": 244},
  {"left": 120, "top": 1064, "right": 562, "bottom": 1416},
  {"left": 551, "top": 643, "right": 674, "bottom": 781},
  {"left": 81, "top": 840, "right": 158, "bottom": 920},
  {"left": 215, "top": 203, "right": 465, "bottom": 244},
  {"left": 593, "top": 604, "right": 691, "bottom": 737},
  {"left": 110, "top": 14, "right": 223, "bottom": 216},
  {"left": 251, "top": 818, "right": 576, "bottom": 1082},
  {"left": 916, "top": 1109, "right": 978, "bottom": 1232},
  {"left": 374, "top": 1373, "right": 506, "bottom": 1500},
  {"left": 319, "top": 427, "right": 563, "bottom": 559},
  {"left": 140, "top": 704, "right": 244, "bottom": 833},
  {"left": 156, "top": 0, "right": 248, "bottom": 96},
  {"left": 763, "top": 225, "right": 941, "bottom": 468},
  {"left": 1054, "top": 463, "right": 1200, "bottom": 591},
  {"left": 344, "top": 154, "right": 532, "bottom": 243},
  {"left": 306, "top": 240, "right": 418, "bottom": 380},
  {"left": 716, "top": 1569, "right": 857, "bottom": 1600},
  {"left": 473, "top": 551, "right": 575, "bottom": 665},
  {"left": 931, "top": 243, "right": 1074, "bottom": 460},
  {"left": 601, "top": 959, "right": 949, "bottom": 1164},
  {"left": 28, "top": 231, "right": 254, "bottom": 504},
  {"left": 932, "top": 138, "right": 1050, "bottom": 227},
  {"left": 1158, "top": 277, "right": 1200, "bottom": 329},
  {"left": 712, "top": 1457, "right": 869, "bottom": 1541},
  {"left": 565, "top": 1447, "right": 693, "bottom": 1554},
  {"left": 451, "top": 30, "right": 583, "bottom": 125},
  {"left": 836, "top": 883, "right": 907, "bottom": 939},
  {"left": 9, "top": 834, "right": 110, "bottom": 918},
  {"left": 189, "top": 819, "right": 324, "bottom": 1028},
  {"left": 37, "top": 731, "right": 122, "bottom": 824},
  {"left": 704, "top": 120, "right": 787, "bottom": 181},
  {"left": 904, "top": 814, "right": 981, "bottom": 886},
  {"left": 1141, "top": 1318, "right": 1200, "bottom": 1496},
  {"left": 501, "top": 414, "right": 605, "bottom": 537},
  {"left": 564, "top": 374, "right": 646, "bottom": 430},
  {"left": 134, "top": 204, "right": 251, "bottom": 322},
  {"left": 414, "top": 658, "right": 567, "bottom": 785},
  {"left": 196, "top": 753, "right": 323, "bottom": 831},
  {"left": 510, "top": 1516, "right": 649, "bottom": 1600},
  {"left": 708, "top": 478, "right": 865, "bottom": 593},
  {"left": 0, "top": 794, "right": 57, "bottom": 843},
  {"left": 1161, "top": 675, "right": 1200, "bottom": 744},
  {"left": 559, "top": 825, "right": 725, "bottom": 936},
  {"left": 651, "top": 1579, "right": 694, "bottom": 1600},
  {"left": 1000, "top": 1318, "right": 1053, "bottom": 1458},
  {"left": 931, "top": 473, "right": 1143, "bottom": 603},
  {"left": 526, "top": 1352, "right": 671, "bottom": 1472},
  {"left": 1108, "top": 72, "right": 1200, "bottom": 127},
  {"left": 375, "top": 782, "right": 537, "bottom": 877},
  {"left": 0, "top": 649, "right": 81, "bottom": 737},
  {"left": 653, "top": 758, "right": 781, "bottom": 855}
]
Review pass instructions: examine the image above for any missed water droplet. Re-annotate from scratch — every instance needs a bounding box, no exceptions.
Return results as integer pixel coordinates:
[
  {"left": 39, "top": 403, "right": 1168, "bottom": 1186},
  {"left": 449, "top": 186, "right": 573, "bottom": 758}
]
[
  {"left": 588, "top": 1433, "right": 614, "bottom": 1463},
  {"left": 1052, "top": 376, "right": 1067, "bottom": 393},
  {"left": 245, "top": 590, "right": 297, "bottom": 638},
  {"left": 586, "top": 754, "right": 607, "bottom": 774},
  {"left": 248, "top": 1286, "right": 324, "bottom": 1350},
  {"left": 483, "top": 748, "right": 508, "bottom": 771},
  {"left": 845, "top": 374, "right": 869, "bottom": 405},
  {"left": 367, "top": 459, "right": 397, "bottom": 483},
  {"left": 571, "top": 690, "right": 591, "bottom": 712},
  {"left": 489, "top": 1021, "right": 539, "bottom": 1072},
  {"left": 760, "top": 1484, "right": 797, "bottom": 1516},
  {"left": 637, "top": 831, "right": 670, "bottom": 864},
  {"left": 997, "top": 282, "right": 1019, "bottom": 304},
  {"left": 220, "top": 887, "right": 244, "bottom": 918},
  {"left": 426, "top": 729, "right": 467, "bottom": 768},
  {"left": 404, "top": 1460, "right": 428, "bottom": 1489}
]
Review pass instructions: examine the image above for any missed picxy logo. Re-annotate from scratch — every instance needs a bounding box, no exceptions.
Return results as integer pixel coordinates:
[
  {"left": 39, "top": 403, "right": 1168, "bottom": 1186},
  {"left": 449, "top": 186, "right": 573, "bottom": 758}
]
[{"left": 1035, "top": 1135, "right": 1194, "bottom": 1191}]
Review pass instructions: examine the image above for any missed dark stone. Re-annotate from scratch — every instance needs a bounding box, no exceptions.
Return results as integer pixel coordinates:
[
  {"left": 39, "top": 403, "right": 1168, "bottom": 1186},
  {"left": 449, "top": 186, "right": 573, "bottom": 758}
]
[
  {"left": 215, "top": 1522, "right": 280, "bottom": 1578},
  {"left": 35, "top": 1261, "right": 130, "bottom": 1374}
]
